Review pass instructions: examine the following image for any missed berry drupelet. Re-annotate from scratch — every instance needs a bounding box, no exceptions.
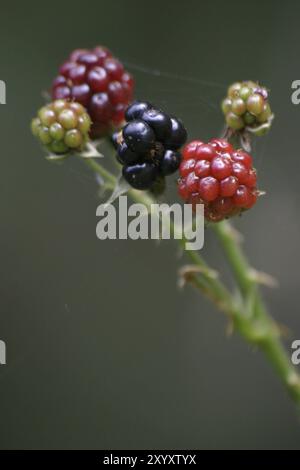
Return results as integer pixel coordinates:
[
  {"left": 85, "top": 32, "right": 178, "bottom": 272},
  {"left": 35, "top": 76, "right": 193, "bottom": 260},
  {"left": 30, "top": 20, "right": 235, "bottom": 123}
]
[
  {"left": 51, "top": 46, "right": 134, "bottom": 139},
  {"left": 31, "top": 100, "right": 91, "bottom": 154},
  {"left": 178, "top": 138, "right": 259, "bottom": 222},
  {"left": 114, "top": 101, "right": 187, "bottom": 190},
  {"left": 221, "top": 81, "right": 273, "bottom": 136}
]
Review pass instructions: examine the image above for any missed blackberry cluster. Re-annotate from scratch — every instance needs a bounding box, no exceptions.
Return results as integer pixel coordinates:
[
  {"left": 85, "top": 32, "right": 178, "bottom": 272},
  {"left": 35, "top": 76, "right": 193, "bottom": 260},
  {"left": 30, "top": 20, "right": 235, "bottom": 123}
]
[
  {"left": 113, "top": 101, "right": 187, "bottom": 190},
  {"left": 221, "top": 81, "right": 272, "bottom": 136},
  {"left": 31, "top": 100, "right": 91, "bottom": 154},
  {"left": 51, "top": 46, "right": 134, "bottom": 139},
  {"left": 178, "top": 139, "right": 258, "bottom": 222}
]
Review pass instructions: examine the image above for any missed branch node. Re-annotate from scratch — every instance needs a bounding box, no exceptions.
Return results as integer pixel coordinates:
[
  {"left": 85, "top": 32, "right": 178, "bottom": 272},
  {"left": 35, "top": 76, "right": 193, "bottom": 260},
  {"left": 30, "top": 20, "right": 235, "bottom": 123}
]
[
  {"left": 80, "top": 142, "right": 104, "bottom": 159},
  {"left": 178, "top": 264, "right": 218, "bottom": 289},
  {"left": 248, "top": 268, "right": 279, "bottom": 288}
]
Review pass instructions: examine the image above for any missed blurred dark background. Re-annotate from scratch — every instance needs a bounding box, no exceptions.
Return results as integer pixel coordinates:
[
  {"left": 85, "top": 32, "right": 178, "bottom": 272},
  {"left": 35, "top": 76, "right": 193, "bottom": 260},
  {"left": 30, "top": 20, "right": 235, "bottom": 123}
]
[{"left": 1, "top": 0, "right": 300, "bottom": 450}]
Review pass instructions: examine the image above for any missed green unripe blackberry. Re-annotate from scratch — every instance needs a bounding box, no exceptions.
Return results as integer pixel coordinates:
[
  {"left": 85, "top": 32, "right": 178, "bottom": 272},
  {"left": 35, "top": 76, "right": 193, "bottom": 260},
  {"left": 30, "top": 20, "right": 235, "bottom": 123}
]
[
  {"left": 38, "top": 126, "right": 52, "bottom": 145},
  {"left": 221, "top": 80, "right": 273, "bottom": 136},
  {"left": 231, "top": 98, "right": 246, "bottom": 116},
  {"left": 256, "top": 103, "right": 272, "bottom": 123},
  {"left": 49, "top": 122, "right": 65, "bottom": 141},
  {"left": 31, "top": 118, "right": 41, "bottom": 137},
  {"left": 31, "top": 100, "right": 91, "bottom": 154},
  {"left": 243, "top": 111, "right": 256, "bottom": 125},
  {"left": 64, "top": 129, "right": 83, "bottom": 148},
  {"left": 239, "top": 86, "right": 251, "bottom": 101},
  {"left": 246, "top": 94, "right": 264, "bottom": 115},
  {"left": 228, "top": 82, "right": 242, "bottom": 98},
  {"left": 226, "top": 112, "right": 244, "bottom": 130},
  {"left": 58, "top": 109, "right": 78, "bottom": 129},
  {"left": 221, "top": 97, "right": 232, "bottom": 114}
]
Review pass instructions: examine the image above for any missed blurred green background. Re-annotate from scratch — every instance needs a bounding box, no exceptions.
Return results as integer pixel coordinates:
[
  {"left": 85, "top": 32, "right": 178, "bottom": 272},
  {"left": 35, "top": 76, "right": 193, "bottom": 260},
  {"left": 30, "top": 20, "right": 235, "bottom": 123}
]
[{"left": 1, "top": 0, "right": 300, "bottom": 450}]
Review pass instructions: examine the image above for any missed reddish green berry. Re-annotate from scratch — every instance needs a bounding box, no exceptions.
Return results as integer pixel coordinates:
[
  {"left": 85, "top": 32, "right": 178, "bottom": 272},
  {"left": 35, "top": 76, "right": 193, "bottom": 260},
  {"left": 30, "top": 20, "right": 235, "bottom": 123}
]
[
  {"left": 51, "top": 141, "right": 68, "bottom": 154},
  {"left": 226, "top": 112, "right": 244, "bottom": 130},
  {"left": 64, "top": 129, "right": 83, "bottom": 148},
  {"left": 243, "top": 111, "right": 256, "bottom": 125},
  {"left": 52, "top": 99, "right": 67, "bottom": 113},
  {"left": 239, "top": 86, "right": 251, "bottom": 101},
  {"left": 58, "top": 109, "right": 78, "bottom": 129},
  {"left": 221, "top": 98, "right": 232, "bottom": 114},
  {"left": 49, "top": 122, "right": 65, "bottom": 140},
  {"left": 221, "top": 80, "right": 273, "bottom": 135},
  {"left": 78, "top": 114, "right": 92, "bottom": 133},
  {"left": 257, "top": 103, "right": 272, "bottom": 123},
  {"left": 38, "top": 126, "right": 52, "bottom": 145},
  {"left": 178, "top": 138, "right": 259, "bottom": 222},
  {"left": 31, "top": 100, "right": 91, "bottom": 154},
  {"left": 246, "top": 94, "right": 264, "bottom": 115},
  {"left": 31, "top": 118, "right": 41, "bottom": 137},
  {"left": 228, "top": 82, "right": 242, "bottom": 98},
  {"left": 231, "top": 98, "right": 246, "bottom": 116},
  {"left": 38, "top": 107, "right": 56, "bottom": 126}
]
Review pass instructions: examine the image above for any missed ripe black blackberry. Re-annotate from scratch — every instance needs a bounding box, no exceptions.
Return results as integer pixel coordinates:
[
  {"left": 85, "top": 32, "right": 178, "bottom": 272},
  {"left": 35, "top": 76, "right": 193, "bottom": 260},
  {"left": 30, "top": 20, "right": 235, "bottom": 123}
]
[{"left": 115, "top": 101, "right": 187, "bottom": 190}]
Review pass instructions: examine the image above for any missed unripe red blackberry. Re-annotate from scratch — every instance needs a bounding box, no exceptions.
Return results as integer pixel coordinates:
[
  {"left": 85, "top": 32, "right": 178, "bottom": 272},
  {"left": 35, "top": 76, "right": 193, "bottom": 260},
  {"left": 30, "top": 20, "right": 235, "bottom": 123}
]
[
  {"left": 51, "top": 46, "right": 134, "bottom": 139},
  {"left": 221, "top": 81, "right": 273, "bottom": 136},
  {"left": 178, "top": 138, "right": 259, "bottom": 222},
  {"left": 31, "top": 100, "right": 91, "bottom": 154}
]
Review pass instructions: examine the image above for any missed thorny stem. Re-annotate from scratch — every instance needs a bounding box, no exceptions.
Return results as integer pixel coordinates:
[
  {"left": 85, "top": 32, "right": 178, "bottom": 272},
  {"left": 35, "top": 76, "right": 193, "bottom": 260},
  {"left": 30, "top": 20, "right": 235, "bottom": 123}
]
[
  {"left": 82, "top": 156, "right": 234, "bottom": 315},
  {"left": 82, "top": 155, "right": 300, "bottom": 405},
  {"left": 84, "top": 157, "right": 116, "bottom": 189},
  {"left": 213, "top": 221, "right": 255, "bottom": 299},
  {"left": 213, "top": 221, "right": 300, "bottom": 402}
]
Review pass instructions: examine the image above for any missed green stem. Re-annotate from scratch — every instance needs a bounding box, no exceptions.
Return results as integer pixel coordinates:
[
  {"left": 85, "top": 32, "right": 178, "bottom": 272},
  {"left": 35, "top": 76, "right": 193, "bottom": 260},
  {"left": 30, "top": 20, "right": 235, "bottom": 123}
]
[
  {"left": 82, "top": 157, "right": 234, "bottom": 316},
  {"left": 262, "top": 335, "right": 300, "bottom": 403},
  {"left": 83, "top": 156, "right": 300, "bottom": 405},
  {"left": 212, "top": 221, "right": 253, "bottom": 298},
  {"left": 213, "top": 220, "right": 300, "bottom": 403},
  {"left": 84, "top": 157, "right": 116, "bottom": 188}
]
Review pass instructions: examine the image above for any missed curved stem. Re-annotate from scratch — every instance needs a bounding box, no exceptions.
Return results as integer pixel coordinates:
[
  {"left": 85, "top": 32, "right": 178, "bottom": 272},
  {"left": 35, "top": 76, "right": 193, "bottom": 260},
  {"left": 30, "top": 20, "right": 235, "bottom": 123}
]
[
  {"left": 84, "top": 157, "right": 116, "bottom": 188},
  {"left": 82, "top": 157, "right": 234, "bottom": 316},
  {"left": 82, "top": 156, "right": 300, "bottom": 405},
  {"left": 213, "top": 220, "right": 300, "bottom": 403},
  {"left": 212, "top": 221, "right": 254, "bottom": 298},
  {"left": 262, "top": 335, "right": 300, "bottom": 403}
]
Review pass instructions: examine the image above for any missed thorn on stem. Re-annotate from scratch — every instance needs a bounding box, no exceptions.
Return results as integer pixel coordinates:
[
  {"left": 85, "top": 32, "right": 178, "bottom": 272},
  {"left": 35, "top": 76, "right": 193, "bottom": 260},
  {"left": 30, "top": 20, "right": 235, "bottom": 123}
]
[
  {"left": 45, "top": 153, "right": 69, "bottom": 162},
  {"left": 178, "top": 264, "right": 218, "bottom": 289},
  {"left": 80, "top": 142, "right": 104, "bottom": 159},
  {"left": 248, "top": 268, "right": 279, "bottom": 288}
]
